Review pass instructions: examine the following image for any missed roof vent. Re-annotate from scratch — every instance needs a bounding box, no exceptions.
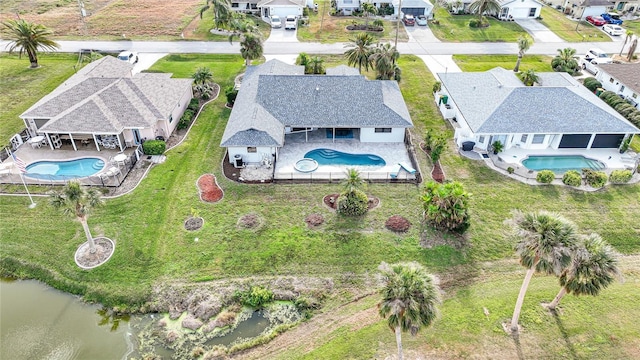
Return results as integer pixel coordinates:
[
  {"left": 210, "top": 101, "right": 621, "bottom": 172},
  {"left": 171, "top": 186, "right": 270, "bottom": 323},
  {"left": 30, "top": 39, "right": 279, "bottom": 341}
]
[{"left": 316, "top": 86, "right": 319, "bottom": 91}]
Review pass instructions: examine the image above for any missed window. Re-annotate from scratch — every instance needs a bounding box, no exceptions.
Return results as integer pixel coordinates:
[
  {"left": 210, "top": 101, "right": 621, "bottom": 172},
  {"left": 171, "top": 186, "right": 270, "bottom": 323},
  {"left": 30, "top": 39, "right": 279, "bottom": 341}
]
[
  {"left": 374, "top": 128, "right": 392, "bottom": 133},
  {"left": 520, "top": 134, "right": 528, "bottom": 143},
  {"left": 532, "top": 134, "right": 545, "bottom": 144},
  {"left": 529, "top": 8, "right": 536, "bottom": 17},
  {"left": 247, "top": 147, "right": 257, "bottom": 153},
  {"left": 620, "top": 85, "right": 625, "bottom": 92},
  {"left": 609, "top": 77, "right": 614, "bottom": 83},
  {"left": 231, "top": 3, "right": 239, "bottom": 8},
  {"left": 169, "top": 115, "right": 173, "bottom": 123},
  {"left": 478, "top": 136, "right": 485, "bottom": 143},
  {"left": 633, "top": 93, "right": 637, "bottom": 99}
]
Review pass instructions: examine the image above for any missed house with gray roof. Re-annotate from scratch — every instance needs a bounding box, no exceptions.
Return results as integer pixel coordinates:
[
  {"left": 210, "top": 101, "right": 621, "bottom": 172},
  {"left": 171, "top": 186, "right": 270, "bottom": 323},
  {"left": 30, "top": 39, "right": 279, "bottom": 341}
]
[
  {"left": 436, "top": 67, "right": 638, "bottom": 155},
  {"left": 20, "top": 56, "right": 193, "bottom": 152},
  {"left": 595, "top": 62, "right": 640, "bottom": 109},
  {"left": 221, "top": 59, "right": 413, "bottom": 166}
]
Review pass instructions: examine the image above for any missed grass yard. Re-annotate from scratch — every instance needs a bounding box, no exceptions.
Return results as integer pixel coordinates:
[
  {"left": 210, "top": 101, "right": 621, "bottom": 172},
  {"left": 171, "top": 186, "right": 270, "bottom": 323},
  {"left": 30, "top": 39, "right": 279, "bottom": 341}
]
[
  {"left": 623, "top": 19, "right": 640, "bottom": 33},
  {"left": 429, "top": 8, "right": 530, "bottom": 42},
  {"left": 0, "top": 53, "right": 81, "bottom": 144},
  {"left": 453, "top": 54, "right": 554, "bottom": 72},
  {"left": 184, "top": 12, "right": 271, "bottom": 41},
  {"left": 539, "top": 6, "right": 611, "bottom": 42}
]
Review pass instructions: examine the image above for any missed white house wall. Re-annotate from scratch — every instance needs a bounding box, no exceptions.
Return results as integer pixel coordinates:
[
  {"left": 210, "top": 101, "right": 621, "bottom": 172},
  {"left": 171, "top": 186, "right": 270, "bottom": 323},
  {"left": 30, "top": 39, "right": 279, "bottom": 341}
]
[
  {"left": 579, "top": 6, "right": 607, "bottom": 19},
  {"left": 360, "top": 127, "right": 405, "bottom": 142},
  {"left": 596, "top": 71, "right": 640, "bottom": 109},
  {"left": 268, "top": 5, "right": 303, "bottom": 19},
  {"left": 228, "top": 146, "right": 277, "bottom": 164},
  {"left": 499, "top": 0, "right": 541, "bottom": 19},
  {"left": 166, "top": 86, "right": 194, "bottom": 136}
]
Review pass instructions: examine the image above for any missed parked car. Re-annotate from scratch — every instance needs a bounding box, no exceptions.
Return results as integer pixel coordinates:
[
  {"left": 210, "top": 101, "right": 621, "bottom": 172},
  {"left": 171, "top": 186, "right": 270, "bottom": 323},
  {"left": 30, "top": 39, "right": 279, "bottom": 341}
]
[
  {"left": 584, "top": 48, "right": 611, "bottom": 62},
  {"left": 402, "top": 14, "right": 415, "bottom": 26},
  {"left": 586, "top": 15, "right": 606, "bottom": 26},
  {"left": 603, "top": 24, "right": 624, "bottom": 36},
  {"left": 601, "top": 13, "right": 623, "bottom": 25},
  {"left": 284, "top": 15, "right": 297, "bottom": 30},
  {"left": 117, "top": 51, "right": 138, "bottom": 64},
  {"left": 270, "top": 15, "right": 282, "bottom": 28},
  {"left": 416, "top": 15, "right": 428, "bottom": 26}
]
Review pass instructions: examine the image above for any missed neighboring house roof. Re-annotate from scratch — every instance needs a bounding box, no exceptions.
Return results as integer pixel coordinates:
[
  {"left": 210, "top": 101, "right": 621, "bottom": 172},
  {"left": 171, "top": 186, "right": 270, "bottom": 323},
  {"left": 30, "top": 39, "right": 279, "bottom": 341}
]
[
  {"left": 257, "top": 0, "right": 306, "bottom": 6},
  {"left": 392, "top": 0, "right": 434, "bottom": 9},
  {"left": 579, "top": 0, "right": 613, "bottom": 6},
  {"left": 597, "top": 63, "right": 640, "bottom": 95},
  {"left": 221, "top": 59, "right": 413, "bottom": 147},
  {"left": 326, "top": 65, "right": 360, "bottom": 76},
  {"left": 499, "top": 0, "right": 543, "bottom": 6},
  {"left": 21, "top": 56, "right": 192, "bottom": 134},
  {"left": 438, "top": 67, "right": 639, "bottom": 135}
]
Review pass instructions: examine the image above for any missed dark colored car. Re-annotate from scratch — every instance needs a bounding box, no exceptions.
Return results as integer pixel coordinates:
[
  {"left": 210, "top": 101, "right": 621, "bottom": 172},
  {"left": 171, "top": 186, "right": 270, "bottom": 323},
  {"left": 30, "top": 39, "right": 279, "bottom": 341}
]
[
  {"left": 586, "top": 15, "right": 606, "bottom": 26},
  {"left": 402, "top": 14, "right": 415, "bottom": 26},
  {"left": 600, "top": 13, "right": 623, "bottom": 25}
]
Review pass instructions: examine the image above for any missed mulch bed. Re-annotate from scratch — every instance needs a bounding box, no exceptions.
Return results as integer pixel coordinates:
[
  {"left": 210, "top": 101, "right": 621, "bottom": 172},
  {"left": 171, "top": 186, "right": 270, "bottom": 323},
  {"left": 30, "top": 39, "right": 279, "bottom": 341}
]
[
  {"left": 323, "top": 193, "right": 380, "bottom": 211},
  {"left": 197, "top": 174, "right": 223, "bottom": 203},
  {"left": 345, "top": 25, "right": 383, "bottom": 32},
  {"left": 305, "top": 213, "right": 325, "bottom": 228},
  {"left": 420, "top": 142, "right": 445, "bottom": 183},
  {"left": 184, "top": 217, "right": 204, "bottom": 231},
  {"left": 75, "top": 237, "right": 114, "bottom": 269},
  {"left": 237, "top": 213, "right": 263, "bottom": 230},
  {"left": 385, "top": 215, "right": 411, "bottom": 233}
]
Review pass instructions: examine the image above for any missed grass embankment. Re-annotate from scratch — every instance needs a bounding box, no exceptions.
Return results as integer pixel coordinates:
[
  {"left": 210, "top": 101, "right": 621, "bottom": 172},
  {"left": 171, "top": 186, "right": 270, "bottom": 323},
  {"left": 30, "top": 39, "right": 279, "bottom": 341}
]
[
  {"left": 539, "top": 6, "right": 611, "bottom": 42},
  {"left": 429, "top": 8, "right": 530, "bottom": 42},
  {"left": 453, "top": 54, "right": 554, "bottom": 72},
  {"left": 623, "top": 19, "right": 640, "bottom": 33}
]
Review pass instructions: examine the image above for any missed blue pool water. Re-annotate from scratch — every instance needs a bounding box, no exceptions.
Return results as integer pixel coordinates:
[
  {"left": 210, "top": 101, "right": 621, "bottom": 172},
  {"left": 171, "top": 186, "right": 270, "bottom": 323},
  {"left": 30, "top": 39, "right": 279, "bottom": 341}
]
[
  {"left": 522, "top": 155, "right": 604, "bottom": 173},
  {"left": 304, "top": 148, "right": 386, "bottom": 167},
  {"left": 26, "top": 158, "right": 105, "bottom": 179}
]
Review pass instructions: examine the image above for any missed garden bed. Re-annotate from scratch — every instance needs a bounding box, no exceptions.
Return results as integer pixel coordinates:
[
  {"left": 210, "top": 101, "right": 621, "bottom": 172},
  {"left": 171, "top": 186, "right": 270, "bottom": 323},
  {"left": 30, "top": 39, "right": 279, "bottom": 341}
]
[{"left": 197, "top": 174, "right": 224, "bottom": 203}]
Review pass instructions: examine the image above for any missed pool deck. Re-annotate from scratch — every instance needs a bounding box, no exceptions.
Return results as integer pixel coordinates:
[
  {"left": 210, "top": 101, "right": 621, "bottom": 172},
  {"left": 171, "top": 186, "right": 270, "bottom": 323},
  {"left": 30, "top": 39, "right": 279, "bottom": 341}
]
[{"left": 496, "top": 148, "right": 638, "bottom": 172}]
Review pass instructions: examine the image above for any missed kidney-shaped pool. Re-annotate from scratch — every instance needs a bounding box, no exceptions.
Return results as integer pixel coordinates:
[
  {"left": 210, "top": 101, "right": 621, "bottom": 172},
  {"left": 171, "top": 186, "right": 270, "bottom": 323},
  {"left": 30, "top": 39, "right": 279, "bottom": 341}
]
[{"left": 26, "top": 158, "right": 105, "bottom": 179}]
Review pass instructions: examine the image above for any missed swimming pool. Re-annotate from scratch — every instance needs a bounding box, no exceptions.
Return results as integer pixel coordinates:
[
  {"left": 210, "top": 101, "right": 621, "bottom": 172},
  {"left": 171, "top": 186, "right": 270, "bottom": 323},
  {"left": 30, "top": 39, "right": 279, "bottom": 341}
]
[
  {"left": 521, "top": 155, "right": 604, "bottom": 173},
  {"left": 304, "top": 148, "right": 386, "bottom": 167},
  {"left": 26, "top": 158, "right": 105, "bottom": 179}
]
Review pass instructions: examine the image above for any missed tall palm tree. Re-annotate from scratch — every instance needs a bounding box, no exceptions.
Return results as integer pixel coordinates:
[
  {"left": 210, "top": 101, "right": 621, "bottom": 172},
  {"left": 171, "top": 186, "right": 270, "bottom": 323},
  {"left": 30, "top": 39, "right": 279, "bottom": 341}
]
[
  {"left": 514, "top": 36, "right": 531, "bottom": 72},
  {"left": 200, "top": 0, "right": 233, "bottom": 29},
  {"left": 239, "top": 33, "right": 263, "bottom": 66},
  {"left": 49, "top": 181, "right": 104, "bottom": 253},
  {"left": 551, "top": 47, "right": 579, "bottom": 74},
  {"left": 341, "top": 168, "right": 365, "bottom": 194},
  {"left": 468, "top": 0, "right": 501, "bottom": 22},
  {"left": 2, "top": 19, "right": 60, "bottom": 68},
  {"left": 378, "top": 262, "right": 440, "bottom": 360},
  {"left": 344, "top": 32, "right": 375, "bottom": 74},
  {"left": 370, "top": 43, "right": 400, "bottom": 81},
  {"left": 508, "top": 211, "right": 577, "bottom": 333},
  {"left": 548, "top": 234, "right": 620, "bottom": 310},
  {"left": 192, "top": 67, "right": 214, "bottom": 85},
  {"left": 619, "top": 30, "right": 634, "bottom": 56},
  {"left": 518, "top": 69, "right": 539, "bottom": 86}
]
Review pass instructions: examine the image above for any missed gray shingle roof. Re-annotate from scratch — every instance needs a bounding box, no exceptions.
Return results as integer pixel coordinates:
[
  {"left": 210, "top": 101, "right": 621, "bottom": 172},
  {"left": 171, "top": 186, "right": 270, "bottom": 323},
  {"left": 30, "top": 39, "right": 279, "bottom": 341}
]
[
  {"left": 438, "top": 67, "right": 639, "bottom": 135},
  {"left": 597, "top": 63, "right": 640, "bottom": 95},
  {"left": 326, "top": 65, "right": 360, "bottom": 76},
  {"left": 221, "top": 60, "right": 413, "bottom": 147}
]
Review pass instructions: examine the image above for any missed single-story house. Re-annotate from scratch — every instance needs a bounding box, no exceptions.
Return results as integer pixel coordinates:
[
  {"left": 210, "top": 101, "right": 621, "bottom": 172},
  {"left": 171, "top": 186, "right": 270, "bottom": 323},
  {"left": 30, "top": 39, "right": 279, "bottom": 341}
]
[
  {"left": 596, "top": 62, "right": 640, "bottom": 109},
  {"left": 447, "top": 0, "right": 542, "bottom": 19},
  {"left": 436, "top": 67, "right": 639, "bottom": 153},
  {"left": 565, "top": 0, "right": 613, "bottom": 19},
  {"left": 220, "top": 59, "right": 413, "bottom": 166},
  {"left": 335, "top": 0, "right": 434, "bottom": 18},
  {"left": 20, "top": 56, "right": 193, "bottom": 151},
  {"left": 258, "top": 0, "right": 306, "bottom": 19}
]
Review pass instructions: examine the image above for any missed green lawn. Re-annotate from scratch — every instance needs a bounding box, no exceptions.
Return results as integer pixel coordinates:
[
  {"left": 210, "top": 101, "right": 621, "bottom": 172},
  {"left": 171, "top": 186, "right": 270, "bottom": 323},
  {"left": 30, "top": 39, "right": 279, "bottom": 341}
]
[
  {"left": 0, "top": 53, "right": 81, "bottom": 144},
  {"left": 429, "top": 8, "right": 530, "bottom": 42},
  {"left": 453, "top": 54, "right": 554, "bottom": 72},
  {"left": 539, "top": 6, "right": 611, "bottom": 42},
  {"left": 189, "top": 12, "right": 271, "bottom": 41},
  {"left": 622, "top": 19, "right": 640, "bottom": 33}
]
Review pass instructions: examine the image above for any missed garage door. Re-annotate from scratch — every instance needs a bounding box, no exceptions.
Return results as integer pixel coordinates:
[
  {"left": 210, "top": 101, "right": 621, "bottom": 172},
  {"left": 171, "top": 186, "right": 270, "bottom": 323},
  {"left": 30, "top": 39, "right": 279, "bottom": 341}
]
[
  {"left": 591, "top": 134, "right": 624, "bottom": 148},
  {"left": 559, "top": 134, "right": 591, "bottom": 148},
  {"left": 402, "top": 7, "right": 425, "bottom": 16}
]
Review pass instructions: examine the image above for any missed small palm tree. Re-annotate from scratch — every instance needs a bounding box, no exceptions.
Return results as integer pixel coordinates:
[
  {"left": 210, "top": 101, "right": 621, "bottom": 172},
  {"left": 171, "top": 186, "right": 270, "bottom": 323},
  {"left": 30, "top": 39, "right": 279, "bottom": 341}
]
[
  {"left": 519, "top": 69, "right": 539, "bottom": 86},
  {"left": 508, "top": 211, "right": 577, "bottom": 333},
  {"left": 378, "top": 262, "right": 440, "bottom": 360},
  {"left": 200, "top": 0, "right": 233, "bottom": 29},
  {"left": 2, "top": 19, "right": 60, "bottom": 68},
  {"left": 551, "top": 47, "right": 579, "bottom": 74},
  {"left": 341, "top": 168, "right": 365, "bottom": 193},
  {"left": 192, "top": 67, "right": 213, "bottom": 85},
  {"left": 468, "top": 0, "right": 501, "bottom": 22},
  {"left": 344, "top": 32, "right": 375, "bottom": 74},
  {"left": 547, "top": 234, "right": 620, "bottom": 310},
  {"left": 361, "top": 3, "right": 378, "bottom": 28},
  {"left": 514, "top": 36, "right": 531, "bottom": 72},
  {"left": 619, "top": 30, "right": 634, "bottom": 56},
  {"left": 296, "top": 52, "right": 311, "bottom": 73},
  {"left": 50, "top": 182, "right": 104, "bottom": 253},
  {"left": 370, "top": 43, "right": 400, "bottom": 81},
  {"left": 422, "top": 181, "right": 471, "bottom": 234},
  {"left": 309, "top": 56, "right": 325, "bottom": 74}
]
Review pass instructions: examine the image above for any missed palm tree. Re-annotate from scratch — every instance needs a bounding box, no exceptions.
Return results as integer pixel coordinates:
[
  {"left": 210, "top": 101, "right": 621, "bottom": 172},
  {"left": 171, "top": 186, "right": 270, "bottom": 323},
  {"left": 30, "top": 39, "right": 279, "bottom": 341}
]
[
  {"left": 344, "top": 32, "right": 375, "bottom": 74},
  {"left": 508, "top": 211, "right": 578, "bottom": 333},
  {"left": 421, "top": 181, "right": 471, "bottom": 234},
  {"left": 296, "top": 52, "right": 311, "bottom": 73},
  {"left": 378, "top": 262, "right": 440, "bottom": 360},
  {"left": 370, "top": 43, "right": 400, "bottom": 81},
  {"left": 514, "top": 36, "right": 531, "bottom": 72},
  {"left": 200, "top": 0, "right": 233, "bottom": 29},
  {"left": 341, "top": 168, "right": 365, "bottom": 193},
  {"left": 551, "top": 47, "right": 579, "bottom": 74},
  {"left": 619, "top": 30, "right": 634, "bottom": 56},
  {"left": 627, "top": 35, "right": 638, "bottom": 62},
  {"left": 1, "top": 19, "right": 60, "bottom": 68},
  {"left": 518, "top": 69, "right": 539, "bottom": 86},
  {"left": 361, "top": 2, "right": 378, "bottom": 28},
  {"left": 309, "top": 56, "right": 325, "bottom": 74},
  {"left": 49, "top": 181, "right": 104, "bottom": 254},
  {"left": 468, "top": 0, "right": 501, "bottom": 22},
  {"left": 548, "top": 234, "right": 620, "bottom": 310},
  {"left": 239, "top": 33, "right": 263, "bottom": 66},
  {"left": 192, "top": 67, "right": 213, "bottom": 85}
]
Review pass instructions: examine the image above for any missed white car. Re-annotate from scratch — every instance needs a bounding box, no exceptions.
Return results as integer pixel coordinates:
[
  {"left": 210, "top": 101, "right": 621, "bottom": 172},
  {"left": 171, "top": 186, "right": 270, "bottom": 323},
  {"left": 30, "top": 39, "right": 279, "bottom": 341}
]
[
  {"left": 117, "top": 51, "right": 138, "bottom": 64},
  {"left": 584, "top": 48, "right": 611, "bottom": 62},
  {"left": 284, "top": 15, "right": 297, "bottom": 30},
  {"left": 603, "top": 24, "right": 624, "bottom": 36},
  {"left": 270, "top": 15, "right": 282, "bottom": 28}
]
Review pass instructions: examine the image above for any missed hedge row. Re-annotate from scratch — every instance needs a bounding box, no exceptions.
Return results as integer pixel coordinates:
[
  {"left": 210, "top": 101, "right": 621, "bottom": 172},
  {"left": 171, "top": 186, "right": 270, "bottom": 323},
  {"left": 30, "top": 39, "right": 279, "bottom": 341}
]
[{"left": 599, "top": 91, "right": 640, "bottom": 128}]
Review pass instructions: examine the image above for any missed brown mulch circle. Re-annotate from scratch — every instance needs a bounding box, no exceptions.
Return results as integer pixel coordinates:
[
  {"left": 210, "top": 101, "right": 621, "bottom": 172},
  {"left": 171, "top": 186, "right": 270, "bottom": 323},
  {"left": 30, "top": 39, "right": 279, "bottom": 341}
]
[
  {"left": 197, "top": 174, "right": 224, "bottom": 203},
  {"left": 184, "top": 217, "right": 204, "bottom": 231},
  {"left": 237, "top": 213, "right": 264, "bottom": 230},
  {"left": 323, "top": 194, "right": 380, "bottom": 211},
  {"left": 75, "top": 237, "right": 115, "bottom": 269},
  {"left": 385, "top": 215, "right": 411, "bottom": 233},
  {"left": 305, "top": 213, "right": 325, "bottom": 228}
]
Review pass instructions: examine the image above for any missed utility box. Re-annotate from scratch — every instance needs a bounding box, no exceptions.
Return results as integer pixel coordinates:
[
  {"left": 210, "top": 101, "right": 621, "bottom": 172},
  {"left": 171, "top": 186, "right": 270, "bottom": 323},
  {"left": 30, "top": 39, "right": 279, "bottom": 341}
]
[{"left": 233, "top": 154, "right": 244, "bottom": 168}]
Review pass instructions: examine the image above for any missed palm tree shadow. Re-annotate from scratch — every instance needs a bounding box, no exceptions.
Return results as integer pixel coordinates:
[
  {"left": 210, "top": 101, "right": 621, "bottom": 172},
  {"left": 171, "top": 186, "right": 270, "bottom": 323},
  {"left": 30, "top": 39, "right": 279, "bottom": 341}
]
[
  {"left": 551, "top": 309, "right": 579, "bottom": 360},
  {"left": 510, "top": 331, "right": 526, "bottom": 360}
]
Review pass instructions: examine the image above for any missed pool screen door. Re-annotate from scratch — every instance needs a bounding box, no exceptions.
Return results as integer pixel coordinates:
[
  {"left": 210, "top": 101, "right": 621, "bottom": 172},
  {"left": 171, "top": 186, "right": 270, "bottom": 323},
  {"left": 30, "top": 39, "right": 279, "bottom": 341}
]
[{"left": 558, "top": 134, "right": 590, "bottom": 148}]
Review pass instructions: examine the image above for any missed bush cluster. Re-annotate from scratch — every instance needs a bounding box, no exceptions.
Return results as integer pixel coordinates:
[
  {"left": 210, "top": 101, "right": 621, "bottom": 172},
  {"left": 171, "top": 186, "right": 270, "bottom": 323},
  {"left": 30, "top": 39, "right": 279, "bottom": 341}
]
[
  {"left": 225, "top": 86, "right": 238, "bottom": 106},
  {"left": 178, "top": 109, "right": 194, "bottom": 130},
  {"left": 142, "top": 139, "right": 166, "bottom": 155},
  {"left": 609, "top": 169, "right": 632, "bottom": 184},
  {"left": 469, "top": 19, "right": 487, "bottom": 28},
  {"left": 337, "top": 189, "right": 369, "bottom": 216},
  {"left": 562, "top": 170, "right": 582, "bottom": 187},
  {"left": 599, "top": 91, "right": 640, "bottom": 128},
  {"left": 235, "top": 286, "right": 274, "bottom": 309},
  {"left": 582, "top": 169, "right": 608, "bottom": 188},
  {"left": 583, "top": 77, "right": 602, "bottom": 93},
  {"left": 536, "top": 170, "right": 555, "bottom": 184}
]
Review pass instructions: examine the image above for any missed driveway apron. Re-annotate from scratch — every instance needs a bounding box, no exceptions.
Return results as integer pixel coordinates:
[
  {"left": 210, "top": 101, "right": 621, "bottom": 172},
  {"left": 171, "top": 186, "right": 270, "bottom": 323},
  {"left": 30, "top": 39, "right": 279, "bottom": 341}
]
[
  {"left": 515, "top": 19, "right": 564, "bottom": 43},
  {"left": 419, "top": 55, "right": 462, "bottom": 80}
]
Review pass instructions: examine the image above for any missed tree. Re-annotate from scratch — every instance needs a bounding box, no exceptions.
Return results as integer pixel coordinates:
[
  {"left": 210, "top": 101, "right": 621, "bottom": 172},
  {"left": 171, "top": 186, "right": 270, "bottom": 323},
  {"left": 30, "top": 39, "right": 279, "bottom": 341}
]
[
  {"left": 548, "top": 234, "right": 620, "bottom": 310},
  {"left": 551, "top": 47, "right": 579, "bottom": 74},
  {"left": 200, "top": 0, "right": 233, "bottom": 29},
  {"left": 49, "top": 181, "right": 104, "bottom": 254},
  {"left": 627, "top": 35, "right": 638, "bottom": 63},
  {"left": 341, "top": 168, "right": 366, "bottom": 193},
  {"left": 344, "top": 32, "right": 375, "bottom": 74},
  {"left": 378, "top": 262, "right": 440, "bottom": 360},
  {"left": 1, "top": 19, "right": 60, "bottom": 68},
  {"left": 192, "top": 67, "right": 213, "bottom": 85},
  {"left": 309, "top": 56, "right": 326, "bottom": 74},
  {"left": 518, "top": 69, "right": 539, "bottom": 86},
  {"left": 239, "top": 33, "right": 263, "bottom": 66},
  {"left": 337, "top": 168, "right": 368, "bottom": 216},
  {"left": 514, "top": 36, "right": 531, "bottom": 72},
  {"left": 508, "top": 211, "right": 577, "bottom": 332},
  {"left": 468, "top": 0, "right": 501, "bottom": 22},
  {"left": 421, "top": 181, "right": 471, "bottom": 234},
  {"left": 619, "top": 30, "right": 634, "bottom": 56},
  {"left": 361, "top": 3, "right": 378, "bottom": 28},
  {"left": 370, "top": 43, "right": 401, "bottom": 81},
  {"left": 296, "top": 52, "right": 312, "bottom": 73}
]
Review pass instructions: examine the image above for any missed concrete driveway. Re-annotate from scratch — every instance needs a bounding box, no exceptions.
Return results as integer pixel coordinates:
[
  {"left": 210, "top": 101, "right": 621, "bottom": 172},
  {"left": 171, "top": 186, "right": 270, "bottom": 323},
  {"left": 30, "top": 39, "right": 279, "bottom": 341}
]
[
  {"left": 265, "top": 27, "right": 299, "bottom": 43},
  {"left": 516, "top": 19, "right": 563, "bottom": 43},
  {"left": 405, "top": 24, "right": 440, "bottom": 43},
  {"left": 132, "top": 53, "right": 168, "bottom": 74}
]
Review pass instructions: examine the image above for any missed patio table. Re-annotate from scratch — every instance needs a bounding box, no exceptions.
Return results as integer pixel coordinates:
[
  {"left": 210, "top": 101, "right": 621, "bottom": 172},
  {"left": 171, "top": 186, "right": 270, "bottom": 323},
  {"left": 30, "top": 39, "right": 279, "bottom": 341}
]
[
  {"left": 113, "top": 153, "right": 127, "bottom": 167},
  {"left": 28, "top": 136, "right": 45, "bottom": 149}
]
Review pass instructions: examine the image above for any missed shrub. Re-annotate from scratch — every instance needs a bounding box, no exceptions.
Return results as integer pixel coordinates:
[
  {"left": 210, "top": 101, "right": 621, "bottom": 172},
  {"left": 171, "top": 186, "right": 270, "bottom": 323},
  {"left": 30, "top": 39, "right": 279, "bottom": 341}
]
[
  {"left": 422, "top": 181, "right": 471, "bottom": 234},
  {"left": 582, "top": 169, "right": 607, "bottom": 188},
  {"left": 337, "top": 189, "right": 369, "bottom": 216},
  {"left": 609, "top": 169, "right": 632, "bottom": 184},
  {"left": 235, "top": 286, "right": 274, "bottom": 308},
  {"left": 385, "top": 215, "right": 411, "bottom": 232},
  {"left": 373, "top": 19, "right": 384, "bottom": 28},
  {"left": 583, "top": 77, "right": 602, "bottom": 92},
  {"left": 469, "top": 19, "right": 481, "bottom": 28},
  {"left": 225, "top": 85, "right": 238, "bottom": 106},
  {"left": 562, "top": 170, "right": 582, "bottom": 187},
  {"left": 507, "top": 167, "right": 515, "bottom": 174},
  {"left": 178, "top": 109, "right": 194, "bottom": 130},
  {"left": 536, "top": 170, "right": 555, "bottom": 184},
  {"left": 142, "top": 140, "right": 166, "bottom": 155},
  {"left": 187, "top": 98, "right": 199, "bottom": 112}
]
